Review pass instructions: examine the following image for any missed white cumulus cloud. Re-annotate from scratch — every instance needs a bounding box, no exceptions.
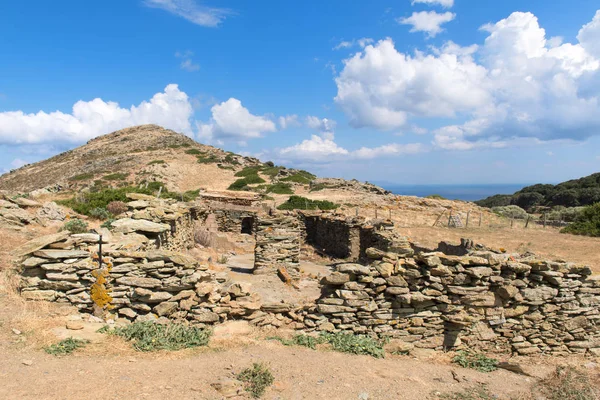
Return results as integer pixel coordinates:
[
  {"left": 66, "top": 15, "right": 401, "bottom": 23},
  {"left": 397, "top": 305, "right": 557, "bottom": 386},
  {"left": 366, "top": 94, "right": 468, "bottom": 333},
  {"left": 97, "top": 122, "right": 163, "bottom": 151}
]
[
  {"left": 278, "top": 115, "right": 299, "bottom": 129},
  {"left": 176, "top": 51, "right": 200, "bottom": 71},
  {"left": 197, "top": 98, "right": 277, "bottom": 141},
  {"left": 335, "top": 10, "right": 600, "bottom": 150},
  {"left": 143, "top": 0, "right": 232, "bottom": 27},
  {"left": 397, "top": 11, "right": 456, "bottom": 38},
  {"left": 0, "top": 84, "right": 194, "bottom": 145},
  {"left": 305, "top": 116, "right": 337, "bottom": 139}
]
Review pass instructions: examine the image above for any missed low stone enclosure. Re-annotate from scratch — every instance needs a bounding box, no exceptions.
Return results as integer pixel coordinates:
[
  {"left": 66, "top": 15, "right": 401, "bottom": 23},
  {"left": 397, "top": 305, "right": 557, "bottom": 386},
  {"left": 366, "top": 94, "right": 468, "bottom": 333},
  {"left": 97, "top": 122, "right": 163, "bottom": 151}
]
[{"left": 15, "top": 194, "right": 600, "bottom": 357}]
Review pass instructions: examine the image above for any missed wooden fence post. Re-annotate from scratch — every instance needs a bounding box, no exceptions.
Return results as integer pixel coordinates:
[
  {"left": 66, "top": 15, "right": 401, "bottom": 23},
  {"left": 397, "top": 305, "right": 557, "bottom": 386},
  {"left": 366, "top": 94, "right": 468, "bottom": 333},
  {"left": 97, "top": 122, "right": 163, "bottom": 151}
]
[
  {"left": 447, "top": 209, "right": 453, "bottom": 227},
  {"left": 511, "top": 216, "right": 514, "bottom": 228},
  {"left": 543, "top": 213, "right": 547, "bottom": 229},
  {"left": 388, "top": 209, "right": 392, "bottom": 220},
  {"left": 355, "top": 207, "right": 359, "bottom": 217},
  {"left": 375, "top": 209, "right": 378, "bottom": 219},
  {"left": 525, "top": 216, "right": 531, "bottom": 228},
  {"left": 479, "top": 212, "right": 482, "bottom": 227},
  {"left": 432, "top": 210, "right": 445, "bottom": 227},
  {"left": 466, "top": 211, "right": 471, "bottom": 228}
]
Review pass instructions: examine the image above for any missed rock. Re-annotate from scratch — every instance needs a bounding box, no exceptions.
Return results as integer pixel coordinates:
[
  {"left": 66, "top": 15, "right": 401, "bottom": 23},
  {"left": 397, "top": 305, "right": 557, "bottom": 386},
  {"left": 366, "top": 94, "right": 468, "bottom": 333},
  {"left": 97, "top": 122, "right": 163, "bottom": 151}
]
[
  {"left": 126, "top": 193, "right": 156, "bottom": 201},
  {"left": 497, "top": 362, "right": 532, "bottom": 376},
  {"left": 118, "top": 308, "right": 138, "bottom": 319},
  {"left": 12, "top": 328, "right": 22, "bottom": 335},
  {"left": 192, "top": 310, "right": 219, "bottom": 323},
  {"left": 521, "top": 287, "right": 558, "bottom": 304},
  {"left": 13, "top": 197, "right": 40, "bottom": 207},
  {"left": 0, "top": 207, "right": 34, "bottom": 226},
  {"left": 132, "top": 288, "right": 172, "bottom": 302},
  {"left": 385, "top": 339, "right": 414, "bottom": 354},
  {"left": 66, "top": 321, "right": 84, "bottom": 330},
  {"left": 497, "top": 285, "right": 519, "bottom": 300},
  {"left": 117, "top": 276, "right": 161, "bottom": 289},
  {"left": 261, "top": 302, "right": 292, "bottom": 313},
  {"left": 338, "top": 264, "right": 371, "bottom": 275},
  {"left": 385, "top": 276, "right": 407, "bottom": 287},
  {"left": 21, "top": 359, "right": 34, "bottom": 366},
  {"left": 466, "top": 267, "right": 494, "bottom": 278},
  {"left": 111, "top": 218, "right": 170, "bottom": 234},
  {"left": 21, "top": 290, "right": 57, "bottom": 301},
  {"left": 33, "top": 249, "right": 89, "bottom": 259},
  {"left": 374, "top": 262, "right": 394, "bottom": 278},
  {"left": 71, "top": 233, "right": 106, "bottom": 243},
  {"left": 14, "top": 231, "right": 71, "bottom": 257},
  {"left": 322, "top": 272, "right": 350, "bottom": 285},
  {"left": 127, "top": 200, "right": 149, "bottom": 209},
  {"left": 154, "top": 302, "right": 178, "bottom": 317},
  {"left": 22, "top": 256, "right": 48, "bottom": 268},
  {"left": 366, "top": 247, "right": 385, "bottom": 259},
  {"left": 36, "top": 202, "right": 66, "bottom": 221}
]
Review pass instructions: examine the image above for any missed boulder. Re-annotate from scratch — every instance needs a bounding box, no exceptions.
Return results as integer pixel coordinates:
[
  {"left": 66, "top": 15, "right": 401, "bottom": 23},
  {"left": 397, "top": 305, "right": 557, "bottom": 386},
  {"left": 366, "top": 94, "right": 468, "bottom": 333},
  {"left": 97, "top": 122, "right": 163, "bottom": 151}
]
[
  {"left": 110, "top": 218, "right": 170, "bottom": 234},
  {"left": 36, "top": 202, "right": 66, "bottom": 221},
  {"left": 322, "top": 272, "right": 350, "bottom": 285},
  {"left": 15, "top": 232, "right": 72, "bottom": 257}
]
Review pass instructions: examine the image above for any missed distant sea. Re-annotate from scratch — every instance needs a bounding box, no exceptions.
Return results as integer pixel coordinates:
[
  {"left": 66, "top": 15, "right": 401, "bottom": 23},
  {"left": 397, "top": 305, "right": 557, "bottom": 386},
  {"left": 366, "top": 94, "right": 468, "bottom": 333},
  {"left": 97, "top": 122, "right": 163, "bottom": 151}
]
[{"left": 378, "top": 184, "right": 529, "bottom": 202}]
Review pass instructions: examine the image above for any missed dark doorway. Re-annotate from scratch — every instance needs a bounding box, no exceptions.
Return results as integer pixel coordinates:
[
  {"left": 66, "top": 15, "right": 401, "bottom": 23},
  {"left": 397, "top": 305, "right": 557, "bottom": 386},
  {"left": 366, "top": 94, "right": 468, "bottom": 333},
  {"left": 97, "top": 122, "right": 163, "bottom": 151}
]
[{"left": 241, "top": 217, "right": 254, "bottom": 234}]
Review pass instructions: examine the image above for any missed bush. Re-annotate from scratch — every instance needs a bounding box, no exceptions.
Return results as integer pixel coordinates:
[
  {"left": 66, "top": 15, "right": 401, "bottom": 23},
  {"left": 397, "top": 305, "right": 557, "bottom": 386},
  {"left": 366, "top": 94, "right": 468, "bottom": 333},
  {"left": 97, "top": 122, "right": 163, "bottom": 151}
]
[
  {"left": 61, "top": 218, "right": 89, "bottom": 234},
  {"left": 106, "top": 201, "right": 128, "bottom": 216},
  {"left": 58, "top": 186, "right": 154, "bottom": 216},
  {"left": 281, "top": 172, "right": 313, "bottom": 184},
  {"left": 561, "top": 203, "right": 600, "bottom": 237},
  {"left": 185, "top": 148, "right": 202, "bottom": 155},
  {"left": 237, "top": 363, "right": 274, "bottom": 398},
  {"left": 100, "top": 219, "right": 115, "bottom": 230},
  {"left": 452, "top": 351, "right": 498, "bottom": 372},
  {"left": 228, "top": 175, "right": 266, "bottom": 191},
  {"left": 320, "top": 332, "right": 387, "bottom": 358},
  {"left": 265, "top": 183, "right": 293, "bottom": 194},
  {"left": 235, "top": 166, "right": 262, "bottom": 178},
  {"left": 197, "top": 154, "right": 219, "bottom": 164},
  {"left": 100, "top": 321, "right": 211, "bottom": 352},
  {"left": 69, "top": 173, "right": 94, "bottom": 181},
  {"left": 277, "top": 196, "right": 338, "bottom": 211},
  {"left": 89, "top": 207, "right": 111, "bottom": 220},
  {"left": 491, "top": 205, "right": 529, "bottom": 219},
  {"left": 44, "top": 338, "right": 89, "bottom": 355}
]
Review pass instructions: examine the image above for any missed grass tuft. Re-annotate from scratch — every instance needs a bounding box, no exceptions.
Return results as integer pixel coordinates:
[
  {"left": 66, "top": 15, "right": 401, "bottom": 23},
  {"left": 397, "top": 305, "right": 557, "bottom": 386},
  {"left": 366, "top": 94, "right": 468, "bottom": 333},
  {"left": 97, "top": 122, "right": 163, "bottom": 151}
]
[
  {"left": 237, "top": 363, "right": 274, "bottom": 398},
  {"left": 100, "top": 321, "right": 211, "bottom": 352},
  {"left": 44, "top": 338, "right": 89, "bottom": 355},
  {"left": 452, "top": 351, "right": 498, "bottom": 373}
]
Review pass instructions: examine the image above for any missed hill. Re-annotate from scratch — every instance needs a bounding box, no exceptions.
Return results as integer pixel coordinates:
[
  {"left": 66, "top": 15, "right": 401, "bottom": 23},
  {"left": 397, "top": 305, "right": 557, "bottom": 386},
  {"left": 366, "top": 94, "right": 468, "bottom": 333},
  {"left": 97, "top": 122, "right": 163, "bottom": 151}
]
[
  {"left": 0, "top": 125, "right": 390, "bottom": 200},
  {"left": 475, "top": 172, "right": 600, "bottom": 211}
]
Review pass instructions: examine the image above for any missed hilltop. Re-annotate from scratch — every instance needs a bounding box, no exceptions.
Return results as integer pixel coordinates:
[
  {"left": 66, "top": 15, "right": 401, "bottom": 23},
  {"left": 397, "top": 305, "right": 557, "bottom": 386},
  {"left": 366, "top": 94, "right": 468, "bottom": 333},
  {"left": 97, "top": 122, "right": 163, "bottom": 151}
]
[
  {"left": 476, "top": 172, "right": 600, "bottom": 211},
  {"left": 0, "top": 125, "right": 389, "bottom": 199}
]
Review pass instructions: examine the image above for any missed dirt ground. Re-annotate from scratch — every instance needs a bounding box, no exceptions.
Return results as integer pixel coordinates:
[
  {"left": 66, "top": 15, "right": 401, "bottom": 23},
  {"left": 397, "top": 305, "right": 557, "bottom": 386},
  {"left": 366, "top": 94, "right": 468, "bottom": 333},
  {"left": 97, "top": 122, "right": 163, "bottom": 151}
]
[{"left": 1, "top": 204, "right": 600, "bottom": 399}]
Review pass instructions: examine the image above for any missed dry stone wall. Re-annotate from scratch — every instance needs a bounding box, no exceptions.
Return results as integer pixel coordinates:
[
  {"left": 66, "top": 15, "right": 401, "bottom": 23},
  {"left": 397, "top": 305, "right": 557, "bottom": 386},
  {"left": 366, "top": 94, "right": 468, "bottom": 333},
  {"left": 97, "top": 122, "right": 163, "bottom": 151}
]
[
  {"left": 302, "top": 247, "right": 600, "bottom": 356},
  {"left": 253, "top": 213, "right": 301, "bottom": 276}
]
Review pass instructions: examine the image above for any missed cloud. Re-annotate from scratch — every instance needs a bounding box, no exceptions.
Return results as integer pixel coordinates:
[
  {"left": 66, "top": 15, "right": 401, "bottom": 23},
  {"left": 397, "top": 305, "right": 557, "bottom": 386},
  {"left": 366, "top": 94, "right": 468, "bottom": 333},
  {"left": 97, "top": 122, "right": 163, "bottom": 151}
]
[
  {"left": 305, "top": 116, "right": 336, "bottom": 139},
  {"left": 334, "top": 10, "right": 600, "bottom": 150},
  {"left": 176, "top": 51, "right": 200, "bottom": 71},
  {"left": 397, "top": 11, "right": 455, "bottom": 38},
  {"left": 197, "top": 98, "right": 277, "bottom": 141},
  {"left": 278, "top": 136, "right": 424, "bottom": 162},
  {"left": 278, "top": 115, "right": 299, "bottom": 129},
  {"left": 333, "top": 38, "right": 374, "bottom": 50},
  {"left": 143, "top": 0, "right": 232, "bottom": 27},
  {"left": 411, "top": 0, "right": 454, "bottom": 7},
  {"left": 0, "top": 84, "right": 194, "bottom": 144}
]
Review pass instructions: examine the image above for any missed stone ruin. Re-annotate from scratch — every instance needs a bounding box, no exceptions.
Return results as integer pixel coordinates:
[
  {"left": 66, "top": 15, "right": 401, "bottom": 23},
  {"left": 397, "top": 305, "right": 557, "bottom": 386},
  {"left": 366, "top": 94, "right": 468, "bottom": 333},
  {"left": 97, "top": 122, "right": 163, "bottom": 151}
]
[{"left": 15, "top": 193, "right": 600, "bottom": 356}]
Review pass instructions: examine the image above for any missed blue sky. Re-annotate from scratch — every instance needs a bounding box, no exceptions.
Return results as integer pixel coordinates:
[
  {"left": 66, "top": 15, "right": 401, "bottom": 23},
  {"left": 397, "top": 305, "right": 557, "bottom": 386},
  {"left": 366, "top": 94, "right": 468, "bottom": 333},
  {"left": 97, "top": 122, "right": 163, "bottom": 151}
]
[{"left": 1, "top": 0, "right": 600, "bottom": 185}]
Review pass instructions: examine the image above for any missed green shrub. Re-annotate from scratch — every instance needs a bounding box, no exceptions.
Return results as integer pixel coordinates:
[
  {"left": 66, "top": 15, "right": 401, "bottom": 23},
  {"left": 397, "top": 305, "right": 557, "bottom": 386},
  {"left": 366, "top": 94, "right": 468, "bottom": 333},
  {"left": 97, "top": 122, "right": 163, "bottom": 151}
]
[
  {"left": 235, "top": 166, "right": 262, "bottom": 178},
  {"left": 197, "top": 154, "right": 219, "bottom": 164},
  {"left": 61, "top": 218, "right": 89, "bottom": 234},
  {"left": 69, "top": 173, "right": 94, "bottom": 181},
  {"left": 89, "top": 207, "right": 111, "bottom": 220},
  {"left": 100, "top": 219, "right": 115, "bottom": 230},
  {"left": 320, "top": 332, "right": 387, "bottom": 358},
  {"left": 103, "top": 173, "right": 128, "bottom": 181},
  {"left": 309, "top": 183, "right": 327, "bottom": 192},
  {"left": 265, "top": 183, "right": 293, "bottom": 194},
  {"left": 491, "top": 205, "right": 529, "bottom": 219},
  {"left": 185, "top": 148, "right": 202, "bottom": 155},
  {"left": 223, "top": 154, "right": 240, "bottom": 165},
  {"left": 561, "top": 203, "right": 600, "bottom": 237},
  {"left": 100, "top": 321, "right": 211, "bottom": 352},
  {"left": 268, "top": 334, "right": 326, "bottom": 350},
  {"left": 237, "top": 363, "right": 274, "bottom": 398},
  {"left": 277, "top": 195, "right": 338, "bottom": 211},
  {"left": 452, "top": 351, "right": 498, "bottom": 372},
  {"left": 228, "top": 175, "right": 266, "bottom": 191},
  {"left": 44, "top": 338, "right": 89, "bottom": 355},
  {"left": 148, "top": 160, "right": 165, "bottom": 165},
  {"left": 58, "top": 186, "right": 152, "bottom": 216},
  {"left": 281, "top": 170, "right": 315, "bottom": 184}
]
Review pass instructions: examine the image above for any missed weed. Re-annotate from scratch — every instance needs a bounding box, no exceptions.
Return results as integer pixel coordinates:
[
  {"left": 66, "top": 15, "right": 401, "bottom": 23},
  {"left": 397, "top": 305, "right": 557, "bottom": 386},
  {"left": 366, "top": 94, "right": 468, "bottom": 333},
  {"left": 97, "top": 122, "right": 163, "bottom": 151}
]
[
  {"left": 100, "top": 219, "right": 115, "bottom": 230},
  {"left": 268, "top": 334, "right": 325, "bottom": 350},
  {"left": 61, "top": 218, "right": 89, "bottom": 234},
  {"left": 281, "top": 172, "right": 314, "bottom": 184},
  {"left": 44, "top": 338, "right": 89, "bottom": 355},
  {"left": 452, "top": 351, "right": 498, "bottom": 373},
  {"left": 320, "top": 332, "right": 387, "bottom": 358},
  {"left": 100, "top": 322, "right": 211, "bottom": 352},
  {"left": 106, "top": 201, "right": 128, "bottom": 216},
  {"left": 237, "top": 363, "right": 274, "bottom": 398},
  {"left": 217, "top": 255, "right": 229, "bottom": 264}
]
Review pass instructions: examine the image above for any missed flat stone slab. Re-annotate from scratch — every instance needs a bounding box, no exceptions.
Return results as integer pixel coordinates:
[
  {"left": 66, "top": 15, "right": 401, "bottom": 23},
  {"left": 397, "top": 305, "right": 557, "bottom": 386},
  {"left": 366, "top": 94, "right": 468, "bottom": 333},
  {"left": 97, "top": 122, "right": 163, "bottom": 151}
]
[
  {"left": 110, "top": 218, "right": 170, "bottom": 234},
  {"left": 33, "top": 249, "right": 90, "bottom": 259},
  {"left": 14, "top": 231, "right": 71, "bottom": 257}
]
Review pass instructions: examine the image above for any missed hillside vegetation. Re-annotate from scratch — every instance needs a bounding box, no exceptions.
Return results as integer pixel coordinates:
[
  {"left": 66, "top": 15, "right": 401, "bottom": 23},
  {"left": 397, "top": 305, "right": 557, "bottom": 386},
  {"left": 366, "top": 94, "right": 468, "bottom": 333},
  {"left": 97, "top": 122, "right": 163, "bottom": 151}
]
[{"left": 476, "top": 172, "right": 600, "bottom": 211}]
